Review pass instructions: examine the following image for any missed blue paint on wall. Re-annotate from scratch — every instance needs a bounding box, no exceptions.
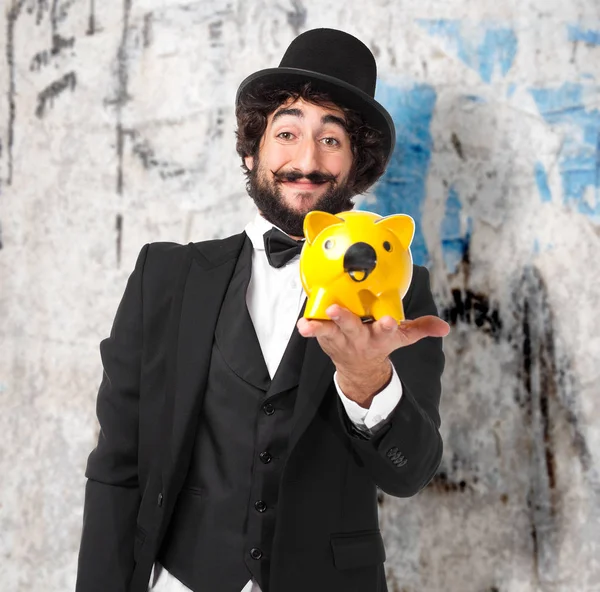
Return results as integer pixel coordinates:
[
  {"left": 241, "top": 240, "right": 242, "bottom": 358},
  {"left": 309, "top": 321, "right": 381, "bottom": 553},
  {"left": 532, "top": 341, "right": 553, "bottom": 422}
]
[
  {"left": 416, "top": 19, "right": 518, "bottom": 83},
  {"left": 367, "top": 81, "right": 437, "bottom": 267},
  {"left": 440, "top": 186, "right": 473, "bottom": 274},
  {"left": 534, "top": 162, "right": 552, "bottom": 203},
  {"left": 568, "top": 25, "right": 600, "bottom": 46},
  {"left": 530, "top": 82, "right": 600, "bottom": 222},
  {"left": 478, "top": 27, "right": 519, "bottom": 83}
]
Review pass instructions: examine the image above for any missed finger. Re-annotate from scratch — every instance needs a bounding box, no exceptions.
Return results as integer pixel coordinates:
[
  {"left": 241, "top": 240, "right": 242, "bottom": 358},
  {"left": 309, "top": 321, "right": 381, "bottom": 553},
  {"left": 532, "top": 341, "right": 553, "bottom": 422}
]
[
  {"left": 407, "top": 315, "right": 450, "bottom": 338},
  {"left": 325, "top": 305, "right": 364, "bottom": 338},
  {"left": 389, "top": 317, "right": 450, "bottom": 348},
  {"left": 297, "top": 317, "right": 339, "bottom": 339},
  {"left": 371, "top": 315, "right": 399, "bottom": 340}
]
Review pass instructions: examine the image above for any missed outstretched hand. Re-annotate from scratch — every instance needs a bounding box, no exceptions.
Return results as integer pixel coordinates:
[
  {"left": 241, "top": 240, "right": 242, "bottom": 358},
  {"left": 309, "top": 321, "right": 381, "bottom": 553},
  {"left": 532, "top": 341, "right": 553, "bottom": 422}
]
[
  {"left": 296, "top": 304, "right": 450, "bottom": 407},
  {"left": 297, "top": 304, "right": 450, "bottom": 367}
]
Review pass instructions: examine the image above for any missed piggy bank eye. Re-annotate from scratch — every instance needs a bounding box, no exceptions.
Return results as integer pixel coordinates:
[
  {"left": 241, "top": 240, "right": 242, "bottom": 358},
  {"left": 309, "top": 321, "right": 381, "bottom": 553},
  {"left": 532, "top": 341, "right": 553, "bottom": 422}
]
[
  {"left": 383, "top": 241, "right": 392, "bottom": 252},
  {"left": 324, "top": 239, "right": 335, "bottom": 250}
]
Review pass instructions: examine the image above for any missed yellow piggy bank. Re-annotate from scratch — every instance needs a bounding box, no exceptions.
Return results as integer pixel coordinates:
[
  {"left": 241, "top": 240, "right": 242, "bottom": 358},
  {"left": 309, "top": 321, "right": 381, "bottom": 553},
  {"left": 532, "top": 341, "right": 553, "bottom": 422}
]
[{"left": 300, "top": 210, "right": 415, "bottom": 322}]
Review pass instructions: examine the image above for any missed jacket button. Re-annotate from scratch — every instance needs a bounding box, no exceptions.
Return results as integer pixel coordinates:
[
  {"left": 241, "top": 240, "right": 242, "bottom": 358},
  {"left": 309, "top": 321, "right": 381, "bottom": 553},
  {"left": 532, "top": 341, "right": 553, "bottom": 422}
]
[
  {"left": 254, "top": 500, "right": 267, "bottom": 513},
  {"left": 157, "top": 492, "right": 163, "bottom": 507},
  {"left": 259, "top": 451, "right": 272, "bottom": 464},
  {"left": 250, "top": 547, "right": 263, "bottom": 560},
  {"left": 263, "top": 403, "right": 275, "bottom": 416},
  {"left": 387, "top": 447, "right": 399, "bottom": 458}
]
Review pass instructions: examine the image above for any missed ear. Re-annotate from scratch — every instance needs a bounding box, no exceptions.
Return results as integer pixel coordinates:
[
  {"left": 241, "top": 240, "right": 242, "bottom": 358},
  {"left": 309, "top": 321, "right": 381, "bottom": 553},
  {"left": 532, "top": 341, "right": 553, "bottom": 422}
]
[
  {"left": 375, "top": 214, "right": 415, "bottom": 250},
  {"left": 303, "top": 211, "right": 344, "bottom": 245},
  {"left": 245, "top": 155, "right": 254, "bottom": 171}
]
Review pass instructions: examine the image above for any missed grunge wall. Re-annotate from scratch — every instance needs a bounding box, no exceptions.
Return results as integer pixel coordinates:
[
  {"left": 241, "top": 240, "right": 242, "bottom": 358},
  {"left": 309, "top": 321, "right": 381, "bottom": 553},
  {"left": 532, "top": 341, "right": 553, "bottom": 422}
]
[{"left": 1, "top": 1, "right": 599, "bottom": 590}]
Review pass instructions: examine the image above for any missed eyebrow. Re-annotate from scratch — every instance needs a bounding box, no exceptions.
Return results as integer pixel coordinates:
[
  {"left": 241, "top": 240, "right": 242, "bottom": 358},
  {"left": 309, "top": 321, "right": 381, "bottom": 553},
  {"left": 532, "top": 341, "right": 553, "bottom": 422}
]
[{"left": 271, "top": 107, "right": 347, "bottom": 131}]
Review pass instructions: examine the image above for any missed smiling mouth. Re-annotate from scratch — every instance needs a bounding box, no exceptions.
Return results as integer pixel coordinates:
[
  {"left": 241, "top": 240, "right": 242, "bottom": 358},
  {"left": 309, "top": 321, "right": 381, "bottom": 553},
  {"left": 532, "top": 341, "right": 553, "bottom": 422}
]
[{"left": 281, "top": 180, "right": 328, "bottom": 191}]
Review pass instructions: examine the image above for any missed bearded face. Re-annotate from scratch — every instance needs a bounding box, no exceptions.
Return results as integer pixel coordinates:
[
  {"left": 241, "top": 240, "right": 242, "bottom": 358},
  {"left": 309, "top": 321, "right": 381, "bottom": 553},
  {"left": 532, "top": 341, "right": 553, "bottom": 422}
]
[{"left": 244, "top": 97, "right": 357, "bottom": 237}]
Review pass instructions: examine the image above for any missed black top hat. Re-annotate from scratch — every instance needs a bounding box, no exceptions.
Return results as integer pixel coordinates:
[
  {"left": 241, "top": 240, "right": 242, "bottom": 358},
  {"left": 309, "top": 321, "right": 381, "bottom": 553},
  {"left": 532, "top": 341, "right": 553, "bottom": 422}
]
[{"left": 235, "top": 28, "right": 396, "bottom": 169}]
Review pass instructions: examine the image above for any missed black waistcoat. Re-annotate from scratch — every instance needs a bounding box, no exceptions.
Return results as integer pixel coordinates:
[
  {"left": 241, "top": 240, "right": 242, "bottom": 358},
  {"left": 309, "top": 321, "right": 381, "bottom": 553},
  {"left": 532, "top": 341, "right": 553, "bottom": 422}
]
[{"left": 158, "top": 235, "right": 307, "bottom": 592}]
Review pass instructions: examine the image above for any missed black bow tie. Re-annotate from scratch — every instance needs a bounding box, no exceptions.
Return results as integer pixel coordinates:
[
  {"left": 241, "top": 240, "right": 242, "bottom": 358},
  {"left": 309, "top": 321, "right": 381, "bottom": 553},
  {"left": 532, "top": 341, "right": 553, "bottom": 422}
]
[{"left": 263, "top": 227, "right": 305, "bottom": 268}]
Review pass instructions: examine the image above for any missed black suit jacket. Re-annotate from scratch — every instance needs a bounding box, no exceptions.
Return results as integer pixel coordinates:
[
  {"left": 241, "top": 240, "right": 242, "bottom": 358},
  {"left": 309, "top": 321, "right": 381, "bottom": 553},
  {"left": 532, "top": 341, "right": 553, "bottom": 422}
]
[{"left": 76, "top": 232, "right": 445, "bottom": 592}]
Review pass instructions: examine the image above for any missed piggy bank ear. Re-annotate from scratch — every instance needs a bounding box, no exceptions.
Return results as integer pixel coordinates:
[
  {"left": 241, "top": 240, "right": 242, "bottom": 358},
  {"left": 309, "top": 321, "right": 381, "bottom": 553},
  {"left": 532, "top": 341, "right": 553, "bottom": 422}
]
[
  {"left": 303, "top": 211, "right": 344, "bottom": 245},
  {"left": 376, "top": 214, "right": 415, "bottom": 250}
]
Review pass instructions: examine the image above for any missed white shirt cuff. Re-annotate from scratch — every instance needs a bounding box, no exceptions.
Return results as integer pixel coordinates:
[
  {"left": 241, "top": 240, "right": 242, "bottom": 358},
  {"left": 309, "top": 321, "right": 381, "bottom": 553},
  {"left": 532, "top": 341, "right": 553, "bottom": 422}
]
[{"left": 333, "top": 361, "right": 403, "bottom": 432}]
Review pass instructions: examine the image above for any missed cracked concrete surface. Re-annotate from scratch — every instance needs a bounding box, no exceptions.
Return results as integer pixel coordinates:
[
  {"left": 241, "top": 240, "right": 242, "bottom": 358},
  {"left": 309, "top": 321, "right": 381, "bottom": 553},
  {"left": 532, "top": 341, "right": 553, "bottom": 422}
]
[{"left": 1, "top": 2, "right": 599, "bottom": 590}]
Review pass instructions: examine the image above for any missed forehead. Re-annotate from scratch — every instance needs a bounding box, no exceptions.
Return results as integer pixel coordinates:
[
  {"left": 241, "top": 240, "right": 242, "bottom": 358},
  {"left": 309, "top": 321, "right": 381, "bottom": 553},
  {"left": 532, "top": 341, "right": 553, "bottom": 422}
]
[{"left": 267, "top": 97, "right": 347, "bottom": 128}]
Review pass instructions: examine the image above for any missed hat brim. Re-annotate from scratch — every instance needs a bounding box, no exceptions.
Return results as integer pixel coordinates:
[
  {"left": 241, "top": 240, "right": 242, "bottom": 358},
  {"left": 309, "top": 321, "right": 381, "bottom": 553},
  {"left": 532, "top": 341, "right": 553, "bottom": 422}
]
[{"left": 236, "top": 67, "right": 396, "bottom": 170}]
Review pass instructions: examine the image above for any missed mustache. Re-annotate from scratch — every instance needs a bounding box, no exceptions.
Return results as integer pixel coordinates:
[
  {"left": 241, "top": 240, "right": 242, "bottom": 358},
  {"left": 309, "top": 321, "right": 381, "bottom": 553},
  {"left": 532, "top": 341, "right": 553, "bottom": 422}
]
[{"left": 272, "top": 169, "right": 337, "bottom": 184}]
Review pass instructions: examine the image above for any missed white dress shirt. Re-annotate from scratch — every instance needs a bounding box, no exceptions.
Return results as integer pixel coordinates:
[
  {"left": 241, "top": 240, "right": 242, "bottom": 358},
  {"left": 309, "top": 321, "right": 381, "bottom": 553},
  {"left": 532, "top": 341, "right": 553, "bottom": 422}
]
[{"left": 149, "top": 211, "right": 403, "bottom": 592}]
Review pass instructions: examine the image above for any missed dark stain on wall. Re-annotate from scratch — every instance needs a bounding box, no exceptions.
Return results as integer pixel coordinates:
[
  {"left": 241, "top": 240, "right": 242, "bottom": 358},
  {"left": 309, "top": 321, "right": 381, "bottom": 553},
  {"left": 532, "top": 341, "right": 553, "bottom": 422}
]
[
  {"left": 87, "top": 0, "right": 97, "bottom": 35},
  {"left": 427, "top": 452, "right": 479, "bottom": 493},
  {"left": 112, "top": 0, "right": 132, "bottom": 266},
  {"left": 143, "top": 12, "right": 153, "bottom": 47},
  {"left": 52, "top": 0, "right": 78, "bottom": 25},
  {"left": 570, "top": 40, "right": 578, "bottom": 63},
  {"left": 451, "top": 132, "right": 465, "bottom": 160},
  {"left": 286, "top": 0, "right": 307, "bottom": 36},
  {"left": 51, "top": 31, "right": 74, "bottom": 55},
  {"left": 30, "top": 33, "right": 75, "bottom": 71},
  {"left": 5, "top": 1, "right": 26, "bottom": 186},
  {"left": 33, "top": 0, "right": 49, "bottom": 25},
  {"left": 35, "top": 71, "right": 77, "bottom": 118},
  {"left": 516, "top": 267, "right": 591, "bottom": 473},
  {"left": 523, "top": 298, "right": 556, "bottom": 491},
  {"left": 429, "top": 470, "right": 469, "bottom": 493},
  {"left": 114, "top": 0, "right": 133, "bottom": 181},
  {"left": 209, "top": 19, "right": 223, "bottom": 46},
  {"left": 207, "top": 106, "right": 226, "bottom": 142},
  {"left": 441, "top": 288, "right": 503, "bottom": 340},
  {"left": 31, "top": 50, "right": 50, "bottom": 71},
  {"left": 526, "top": 489, "right": 541, "bottom": 580},
  {"left": 116, "top": 123, "right": 124, "bottom": 196},
  {"left": 514, "top": 265, "right": 596, "bottom": 584},
  {"left": 124, "top": 128, "right": 187, "bottom": 180},
  {"left": 116, "top": 213, "right": 123, "bottom": 268}
]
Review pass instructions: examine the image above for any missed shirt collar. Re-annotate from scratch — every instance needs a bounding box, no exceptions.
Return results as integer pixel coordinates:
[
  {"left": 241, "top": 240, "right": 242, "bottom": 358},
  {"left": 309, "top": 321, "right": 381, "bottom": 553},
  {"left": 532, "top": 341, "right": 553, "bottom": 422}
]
[{"left": 244, "top": 210, "right": 296, "bottom": 251}]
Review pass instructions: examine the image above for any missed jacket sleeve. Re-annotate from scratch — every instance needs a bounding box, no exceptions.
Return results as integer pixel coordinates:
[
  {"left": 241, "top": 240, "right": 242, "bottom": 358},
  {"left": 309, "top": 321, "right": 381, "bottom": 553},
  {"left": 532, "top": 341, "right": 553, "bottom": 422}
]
[
  {"left": 76, "top": 243, "right": 150, "bottom": 592},
  {"left": 338, "top": 264, "right": 445, "bottom": 497}
]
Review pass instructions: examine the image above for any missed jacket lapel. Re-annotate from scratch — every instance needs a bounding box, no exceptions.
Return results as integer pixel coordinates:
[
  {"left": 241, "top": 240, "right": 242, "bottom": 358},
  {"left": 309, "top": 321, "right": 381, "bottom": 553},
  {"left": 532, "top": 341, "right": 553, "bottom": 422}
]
[
  {"left": 288, "top": 336, "right": 336, "bottom": 456},
  {"left": 214, "top": 236, "right": 270, "bottom": 391},
  {"left": 163, "top": 232, "right": 246, "bottom": 488}
]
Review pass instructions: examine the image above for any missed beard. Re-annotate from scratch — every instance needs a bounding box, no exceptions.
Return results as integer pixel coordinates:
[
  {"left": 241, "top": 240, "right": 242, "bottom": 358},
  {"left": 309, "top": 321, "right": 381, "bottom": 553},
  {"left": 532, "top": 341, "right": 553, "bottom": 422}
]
[{"left": 246, "top": 157, "right": 356, "bottom": 237}]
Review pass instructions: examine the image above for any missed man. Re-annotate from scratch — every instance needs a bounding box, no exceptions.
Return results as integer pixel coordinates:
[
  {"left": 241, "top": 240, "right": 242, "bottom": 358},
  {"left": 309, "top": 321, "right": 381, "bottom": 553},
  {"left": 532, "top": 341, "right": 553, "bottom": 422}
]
[{"left": 76, "top": 28, "right": 449, "bottom": 592}]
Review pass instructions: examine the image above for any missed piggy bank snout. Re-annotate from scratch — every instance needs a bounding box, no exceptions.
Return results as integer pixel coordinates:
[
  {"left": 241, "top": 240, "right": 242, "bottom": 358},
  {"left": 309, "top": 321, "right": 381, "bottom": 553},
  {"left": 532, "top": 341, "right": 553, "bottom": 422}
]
[{"left": 343, "top": 242, "right": 377, "bottom": 283}]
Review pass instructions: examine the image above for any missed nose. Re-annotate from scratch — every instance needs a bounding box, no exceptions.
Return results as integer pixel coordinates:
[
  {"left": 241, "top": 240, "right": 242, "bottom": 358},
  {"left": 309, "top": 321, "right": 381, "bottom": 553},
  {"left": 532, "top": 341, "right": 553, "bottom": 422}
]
[
  {"left": 343, "top": 242, "right": 377, "bottom": 282},
  {"left": 291, "top": 137, "right": 320, "bottom": 174}
]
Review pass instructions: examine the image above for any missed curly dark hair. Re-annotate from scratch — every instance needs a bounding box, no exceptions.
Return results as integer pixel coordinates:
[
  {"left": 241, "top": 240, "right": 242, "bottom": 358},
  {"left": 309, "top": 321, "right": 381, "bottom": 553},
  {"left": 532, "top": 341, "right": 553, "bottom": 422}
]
[{"left": 235, "top": 81, "right": 387, "bottom": 195}]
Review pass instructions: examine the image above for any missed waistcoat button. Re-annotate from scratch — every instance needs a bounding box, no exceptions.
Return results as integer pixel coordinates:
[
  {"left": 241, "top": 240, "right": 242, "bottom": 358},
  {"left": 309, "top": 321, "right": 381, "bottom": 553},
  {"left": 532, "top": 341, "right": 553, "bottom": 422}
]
[
  {"left": 254, "top": 500, "right": 267, "bottom": 513},
  {"left": 259, "top": 451, "right": 272, "bottom": 464},
  {"left": 263, "top": 403, "right": 275, "bottom": 415},
  {"left": 250, "top": 547, "right": 263, "bottom": 560}
]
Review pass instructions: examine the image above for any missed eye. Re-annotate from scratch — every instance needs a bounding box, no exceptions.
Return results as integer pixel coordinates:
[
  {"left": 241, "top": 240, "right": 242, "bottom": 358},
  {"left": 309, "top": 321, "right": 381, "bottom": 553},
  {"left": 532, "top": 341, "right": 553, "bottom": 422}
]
[
  {"left": 324, "top": 239, "right": 334, "bottom": 250},
  {"left": 277, "top": 132, "right": 294, "bottom": 140},
  {"left": 383, "top": 241, "right": 392, "bottom": 252},
  {"left": 321, "top": 137, "right": 340, "bottom": 146}
]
